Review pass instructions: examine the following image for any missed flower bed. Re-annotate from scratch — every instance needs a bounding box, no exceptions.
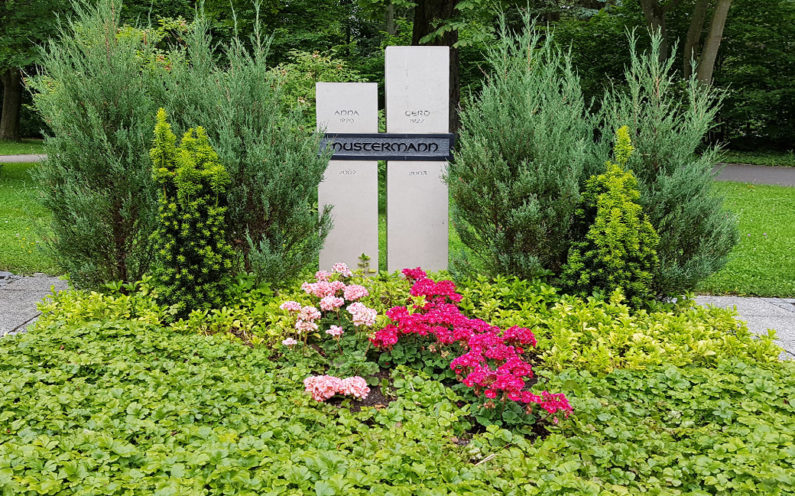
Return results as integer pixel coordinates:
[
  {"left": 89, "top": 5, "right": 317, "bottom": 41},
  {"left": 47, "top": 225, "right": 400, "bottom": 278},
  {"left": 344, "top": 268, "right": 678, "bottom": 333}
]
[{"left": 2, "top": 267, "right": 790, "bottom": 494}]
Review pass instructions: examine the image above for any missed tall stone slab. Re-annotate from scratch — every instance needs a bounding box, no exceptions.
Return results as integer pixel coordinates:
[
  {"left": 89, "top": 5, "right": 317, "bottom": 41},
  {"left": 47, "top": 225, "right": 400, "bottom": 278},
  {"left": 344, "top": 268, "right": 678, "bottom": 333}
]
[
  {"left": 385, "top": 46, "right": 449, "bottom": 273},
  {"left": 316, "top": 82, "right": 379, "bottom": 271}
]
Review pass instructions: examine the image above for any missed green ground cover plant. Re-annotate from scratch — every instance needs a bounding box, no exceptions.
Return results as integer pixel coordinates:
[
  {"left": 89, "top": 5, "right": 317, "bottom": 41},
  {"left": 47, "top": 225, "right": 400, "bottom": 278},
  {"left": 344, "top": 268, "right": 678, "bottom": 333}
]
[
  {"left": 698, "top": 182, "right": 795, "bottom": 297},
  {"left": 1, "top": 272, "right": 791, "bottom": 494},
  {"left": 0, "top": 161, "right": 57, "bottom": 274},
  {"left": 0, "top": 139, "right": 44, "bottom": 156},
  {"left": 721, "top": 150, "right": 795, "bottom": 167}
]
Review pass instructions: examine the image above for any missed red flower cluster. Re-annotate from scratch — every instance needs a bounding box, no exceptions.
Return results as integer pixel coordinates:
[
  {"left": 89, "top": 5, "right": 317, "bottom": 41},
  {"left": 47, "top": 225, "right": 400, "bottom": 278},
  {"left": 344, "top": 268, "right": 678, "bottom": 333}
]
[{"left": 371, "top": 268, "right": 572, "bottom": 417}]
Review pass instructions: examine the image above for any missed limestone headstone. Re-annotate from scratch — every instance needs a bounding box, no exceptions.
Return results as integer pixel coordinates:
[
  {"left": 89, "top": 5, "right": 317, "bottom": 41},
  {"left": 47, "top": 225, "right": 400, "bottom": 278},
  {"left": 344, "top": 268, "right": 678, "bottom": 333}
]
[
  {"left": 385, "top": 46, "right": 449, "bottom": 272},
  {"left": 316, "top": 82, "right": 379, "bottom": 271}
]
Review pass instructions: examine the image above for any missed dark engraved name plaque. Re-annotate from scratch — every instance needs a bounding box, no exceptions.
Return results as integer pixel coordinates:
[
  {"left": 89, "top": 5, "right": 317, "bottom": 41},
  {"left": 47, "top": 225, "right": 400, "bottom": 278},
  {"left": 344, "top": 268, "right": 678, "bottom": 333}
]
[{"left": 319, "top": 133, "right": 455, "bottom": 161}]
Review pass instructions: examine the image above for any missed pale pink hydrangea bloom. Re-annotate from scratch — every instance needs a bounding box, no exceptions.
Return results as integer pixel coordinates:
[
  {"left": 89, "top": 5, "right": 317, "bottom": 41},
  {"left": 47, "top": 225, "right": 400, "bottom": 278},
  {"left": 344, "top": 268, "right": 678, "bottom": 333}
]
[
  {"left": 347, "top": 302, "right": 377, "bottom": 327},
  {"left": 282, "top": 337, "right": 298, "bottom": 347},
  {"left": 330, "top": 280, "right": 346, "bottom": 294},
  {"left": 326, "top": 325, "right": 344, "bottom": 338},
  {"left": 299, "top": 306, "right": 321, "bottom": 322},
  {"left": 331, "top": 262, "right": 353, "bottom": 277},
  {"left": 315, "top": 270, "right": 332, "bottom": 282},
  {"left": 304, "top": 375, "right": 369, "bottom": 401},
  {"left": 295, "top": 320, "right": 318, "bottom": 333},
  {"left": 339, "top": 376, "right": 370, "bottom": 399},
  {"left": 302, "top": 281, "right": 334, "bottom": 298},
  {"left": 304, "top": 375, "right": 342, "bottom": 402},
  {"left": 343, "top": 284, "right": 369, "bottom": 301},
  {"left": 279, "top": 301, "right": 301, "bottom": 312},
  {"left": 319, "top": 295, "right": 345, "bottom": 312}
]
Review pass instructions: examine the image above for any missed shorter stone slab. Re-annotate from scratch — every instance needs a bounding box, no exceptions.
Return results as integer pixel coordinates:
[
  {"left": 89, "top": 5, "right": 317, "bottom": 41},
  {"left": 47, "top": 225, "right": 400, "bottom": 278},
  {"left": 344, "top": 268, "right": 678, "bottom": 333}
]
[{"left": 316, "top": 82, "right": 379, "bottom": 271}]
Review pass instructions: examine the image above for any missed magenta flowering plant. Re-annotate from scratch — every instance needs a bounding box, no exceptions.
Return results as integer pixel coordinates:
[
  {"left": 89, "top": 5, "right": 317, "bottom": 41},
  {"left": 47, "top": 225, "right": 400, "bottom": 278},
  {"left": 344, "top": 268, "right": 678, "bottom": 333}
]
[
  {"left": 279, "top": 262, "right": 381, "bottom": 387},
  {"left": 372, "top": 268, "right": 572, "bottom": 422}
]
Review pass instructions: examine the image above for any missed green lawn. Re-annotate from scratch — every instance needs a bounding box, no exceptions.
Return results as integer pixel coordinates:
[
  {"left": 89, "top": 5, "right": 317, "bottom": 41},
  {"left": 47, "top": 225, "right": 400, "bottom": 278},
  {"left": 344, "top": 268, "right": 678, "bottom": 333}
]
[
  {"left": 721, "top": 149, "right": 795, "bottom": 167},
  {"left": 698, "top": 182, "right": 795, "bottom": 297},
  {"left": 0, "top": 139, "right": 45, "bottom": 156},
  {"left": 0, "top": 162, "right": 58, "bottom": 275}
]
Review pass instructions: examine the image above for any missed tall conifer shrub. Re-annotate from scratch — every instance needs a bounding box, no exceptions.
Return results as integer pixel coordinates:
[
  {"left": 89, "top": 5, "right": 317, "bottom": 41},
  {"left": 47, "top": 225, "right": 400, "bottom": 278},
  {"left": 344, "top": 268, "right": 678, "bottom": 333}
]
[
  {"left": 448, "top": 20, "right": 594, "bottom": 279},
  {"left": 599, "top": 34, "right": 737, "bottom": 297},
  {"left": 30, "top": 1, "right": 159, "bottom": 287},
  {"left": 157, "top": 18, "right": 331, "bottom": 286},
  {"left": 31, "top": 1, "right": 330, "bottom": 288}
]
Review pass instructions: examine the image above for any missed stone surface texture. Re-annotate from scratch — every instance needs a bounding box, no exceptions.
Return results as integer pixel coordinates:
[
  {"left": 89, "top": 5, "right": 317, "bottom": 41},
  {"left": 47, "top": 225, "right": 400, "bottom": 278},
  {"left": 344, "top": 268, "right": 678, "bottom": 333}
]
[
  {"left": 695, "top": 295, "right": 795, "bottom": 359},
  {"left": 316, "top": 82, "right": 380, "bottom": 272},
  {"left": 0, "top": 275, "right": 67, "bottom": 337},
  {"left": 386, "top": 46, "right": 449, "bottom": 273},
  {"left": 0, "top": 154, "right": 47, "bottom": 163},
  {"left": 714, "top": 164, "right": 795, "bottom": 186}
]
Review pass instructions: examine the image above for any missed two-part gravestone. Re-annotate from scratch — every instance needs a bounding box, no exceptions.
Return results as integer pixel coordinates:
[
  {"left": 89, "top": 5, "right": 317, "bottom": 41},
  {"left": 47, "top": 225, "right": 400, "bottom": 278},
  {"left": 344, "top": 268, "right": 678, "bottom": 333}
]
[{"left": 316, "top": 46, "right": 452, "bottom": 273}]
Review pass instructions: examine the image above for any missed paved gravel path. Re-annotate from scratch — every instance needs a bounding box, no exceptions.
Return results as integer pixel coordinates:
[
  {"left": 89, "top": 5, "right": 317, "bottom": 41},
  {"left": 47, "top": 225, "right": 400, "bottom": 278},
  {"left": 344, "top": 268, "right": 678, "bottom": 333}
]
[
  {"left": 0, "top": 154, "right": 47, "bottom": 163},
  {"left": 714, "top": 163, "right": 795, "bottom": 186},
  {"left": 695, "top": 296, "right": 795, "bottom": 359},
  {"left": 0, "top": 273, "right": 68, "bottom": 337}
]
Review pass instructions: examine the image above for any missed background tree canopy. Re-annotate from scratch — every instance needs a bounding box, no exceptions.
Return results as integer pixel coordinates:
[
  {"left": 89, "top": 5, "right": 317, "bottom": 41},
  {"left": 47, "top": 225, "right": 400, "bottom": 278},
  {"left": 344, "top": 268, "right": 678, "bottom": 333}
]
[{"left": 1, "top": 0, "right": 792, "bottom": 149}]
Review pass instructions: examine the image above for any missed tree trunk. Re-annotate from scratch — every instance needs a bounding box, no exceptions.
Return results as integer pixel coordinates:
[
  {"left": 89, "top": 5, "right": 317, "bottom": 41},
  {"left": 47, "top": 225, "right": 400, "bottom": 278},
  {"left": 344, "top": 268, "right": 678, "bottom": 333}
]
[
  {"left": 683, "top": 0, "right": 708, "bottom": 78},
  {"left": 386, "top": 3, "right": 396, "bottom": 36},
  {"left": 411, "top": 0, "right": 460, "bottom": 132},
  {"left": 697, "top": 0, "right": 732, "bottom": 84},
  {"left": 0, "top": 68, "right": 22, "bottom": 142},
  {"left": 638, "top": 0, "right": 669, "bottom": 61}
]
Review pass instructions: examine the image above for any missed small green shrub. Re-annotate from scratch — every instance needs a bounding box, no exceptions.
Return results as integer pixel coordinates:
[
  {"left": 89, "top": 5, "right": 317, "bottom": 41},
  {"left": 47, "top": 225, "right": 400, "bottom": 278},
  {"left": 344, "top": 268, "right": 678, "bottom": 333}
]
[
  {"left": 465, "top": 288, "right": 781, "bottom": 374},
  {"left": 561, "top": 126, "right": 659, "bottom": 306},
  {"left": 149, "top": 109, "right": 235, "bottom": 315},
  {"left": 160, "top": 18, "right": 331, "bottom": 287}
]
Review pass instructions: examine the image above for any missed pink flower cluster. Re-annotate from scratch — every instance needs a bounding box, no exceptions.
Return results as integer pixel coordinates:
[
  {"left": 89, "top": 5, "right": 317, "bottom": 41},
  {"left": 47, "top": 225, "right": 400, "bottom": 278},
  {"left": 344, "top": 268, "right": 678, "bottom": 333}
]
[
  {"left": 280, "top": 264, "right": 379, "bottom": 345},
  {"left": 347, "top": 302, "right": 377, "bottom": 327},
  {"left": 371, "top": 268, "right": 572, "bottom": 417},
  {"left": 332, "top": 262, "right": 353, "bottom": 277},
  {"left": 326, "top": 325, "right": 344, "bottom": 338},
  {"left": 304, "top": 375, "right": 370, "bottom": 402}
]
